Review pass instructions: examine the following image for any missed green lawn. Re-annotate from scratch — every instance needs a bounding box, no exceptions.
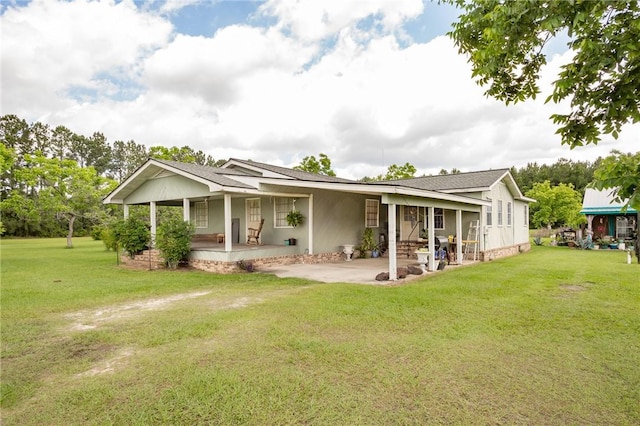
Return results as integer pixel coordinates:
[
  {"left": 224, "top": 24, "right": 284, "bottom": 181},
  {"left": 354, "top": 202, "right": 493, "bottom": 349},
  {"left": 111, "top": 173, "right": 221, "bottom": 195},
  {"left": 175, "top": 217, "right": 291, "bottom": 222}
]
[{"left": 1, "top": 238, "right": 639, "bottom": 425}]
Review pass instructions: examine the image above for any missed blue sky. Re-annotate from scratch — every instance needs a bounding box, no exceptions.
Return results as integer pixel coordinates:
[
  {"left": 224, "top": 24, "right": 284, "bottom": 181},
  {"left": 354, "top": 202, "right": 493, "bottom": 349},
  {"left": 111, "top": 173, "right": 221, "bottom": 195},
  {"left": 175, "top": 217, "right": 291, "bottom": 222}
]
[
  {"left": 166, "top": 1, "right": 460, "bottom": 42},
  {"left": 1, "top": 0, "right": 636, "bottom": 179}
]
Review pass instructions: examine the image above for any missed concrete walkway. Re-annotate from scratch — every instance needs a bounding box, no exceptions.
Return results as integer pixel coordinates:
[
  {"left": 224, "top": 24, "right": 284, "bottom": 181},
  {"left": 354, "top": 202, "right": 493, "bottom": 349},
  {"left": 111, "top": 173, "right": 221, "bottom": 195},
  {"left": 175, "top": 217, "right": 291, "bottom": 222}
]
[{"left": 260, "top": 257, "right": 457, "bottom": 285}]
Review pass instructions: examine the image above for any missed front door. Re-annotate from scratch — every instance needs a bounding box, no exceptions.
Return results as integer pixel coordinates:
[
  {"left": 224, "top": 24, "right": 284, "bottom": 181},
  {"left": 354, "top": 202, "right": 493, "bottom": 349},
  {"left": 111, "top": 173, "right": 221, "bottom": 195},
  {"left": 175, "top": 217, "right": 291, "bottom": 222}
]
[
  {"left": 593, "top": 215, "right": 608, "bottom": 239},
  {"left": 401, "top": 206, "right": 420, "bottom": 240}
]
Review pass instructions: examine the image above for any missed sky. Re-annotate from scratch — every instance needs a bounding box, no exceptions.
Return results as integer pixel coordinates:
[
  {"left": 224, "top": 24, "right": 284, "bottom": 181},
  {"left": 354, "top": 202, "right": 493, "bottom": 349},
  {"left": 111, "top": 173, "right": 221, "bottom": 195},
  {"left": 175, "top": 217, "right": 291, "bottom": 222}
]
[{"left": 1, "top": 0, "right": 638, "bottom": 180}]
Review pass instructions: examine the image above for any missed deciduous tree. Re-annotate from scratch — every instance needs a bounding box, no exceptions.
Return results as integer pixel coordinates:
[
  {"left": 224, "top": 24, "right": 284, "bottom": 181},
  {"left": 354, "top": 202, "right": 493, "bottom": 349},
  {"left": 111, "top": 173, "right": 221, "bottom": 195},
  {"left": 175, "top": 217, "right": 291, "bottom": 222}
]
[
  {"left": 526, "top": 180, "right": 584, "bottom": 229},
  {"left": 448, "top": 0, "right": 640, "bottom": 147},
  {"left": 2, "top": 154, "right": 117, "bottom": 247},
  {"left": 294, "top": 153, "right": 336, "bottom": 176}
]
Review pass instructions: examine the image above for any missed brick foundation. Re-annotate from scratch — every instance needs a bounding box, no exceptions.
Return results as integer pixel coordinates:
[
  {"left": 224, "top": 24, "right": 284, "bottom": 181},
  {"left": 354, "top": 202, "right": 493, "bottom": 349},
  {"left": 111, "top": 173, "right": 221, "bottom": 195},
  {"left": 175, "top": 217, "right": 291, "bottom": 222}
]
[
  {"left": 190, "top": 252, "right": 344, "bottom": 273},
  {"left": 119, "top": 249, "right": 165, "bottom": 269},
  {"left": 121, "top": 250, "right": 344, "bottom": 273},
  {"left": 480, "top": 242, "right": 531, "bottom": 261},
  {"left": 121, "top": 244, "right": 531, "bottom": 273}
]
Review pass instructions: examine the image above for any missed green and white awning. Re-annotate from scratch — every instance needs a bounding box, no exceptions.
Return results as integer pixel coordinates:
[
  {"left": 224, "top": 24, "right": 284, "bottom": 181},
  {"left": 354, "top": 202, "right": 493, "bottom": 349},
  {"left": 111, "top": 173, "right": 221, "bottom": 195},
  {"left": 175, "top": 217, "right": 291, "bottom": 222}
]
[{"left": 581, "top": 188, "right": 637, "bottom": 215}]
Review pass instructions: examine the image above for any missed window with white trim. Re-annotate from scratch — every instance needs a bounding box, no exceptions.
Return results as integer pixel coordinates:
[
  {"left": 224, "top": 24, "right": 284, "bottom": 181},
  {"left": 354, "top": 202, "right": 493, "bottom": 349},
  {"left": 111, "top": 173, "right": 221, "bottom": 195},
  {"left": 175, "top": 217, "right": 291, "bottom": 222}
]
[
  {"left": 404, "top": 206, "right": 418, "bottom": 223},
  {"left": 524, "top": 205, "right": 529, "bottom": 226},
  {"left": 497, "top": 200, "right": 503, "bottom": 226},
  {"left": 486, "top": 204, "right": 493, "bottom": 226},
  {"left": 507, "top": 202, "right": 512, "bottom": 226},
  {"left": 434, "top": 208, "right": 444, "bottom": 229},
  {"left": 275, "top": 197, "right": 294, "bottom": 227},
  {"left": 425, "top": 208, "right": 445, "bottom": 229},
  {"left": 365, "top": 199, "right": 379, "bottom": 227},
  {"left": 247, "top": 198, "right": 261, "bottom": 222},
  {"left": 195, "top": 201, "right": 208, "bottom": 228}
]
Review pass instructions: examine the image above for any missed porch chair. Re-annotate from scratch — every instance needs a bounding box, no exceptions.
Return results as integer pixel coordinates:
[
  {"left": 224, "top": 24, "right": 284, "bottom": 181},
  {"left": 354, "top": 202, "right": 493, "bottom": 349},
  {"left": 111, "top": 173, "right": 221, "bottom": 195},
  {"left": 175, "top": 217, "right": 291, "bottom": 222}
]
[{"left": 247, "top": 219, "right": 264, "bottom": 245}]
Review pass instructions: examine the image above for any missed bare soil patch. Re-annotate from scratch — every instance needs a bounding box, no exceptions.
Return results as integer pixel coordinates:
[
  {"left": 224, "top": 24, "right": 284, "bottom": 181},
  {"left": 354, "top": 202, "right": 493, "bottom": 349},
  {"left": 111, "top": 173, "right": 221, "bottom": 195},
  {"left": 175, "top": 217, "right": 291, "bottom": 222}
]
[
  {"left": 65, "top": 291, "right": 212, "bottom": 331},
  {"left": 75, "top": 347, "right": 135, "bottom": 378}
]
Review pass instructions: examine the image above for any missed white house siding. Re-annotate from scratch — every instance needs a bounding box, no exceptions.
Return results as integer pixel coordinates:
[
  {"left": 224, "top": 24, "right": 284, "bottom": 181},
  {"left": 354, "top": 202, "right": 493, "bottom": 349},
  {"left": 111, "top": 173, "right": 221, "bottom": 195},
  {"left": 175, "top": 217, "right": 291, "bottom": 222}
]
[
  {"left": 513, "top": 200, "right": 530, "bottom": 245},
  {"left": 481, "top": 181, "right": 530, "bottom": 257},
  {"left": 308, "top": 188, "right": 380, "bottom": 254}
]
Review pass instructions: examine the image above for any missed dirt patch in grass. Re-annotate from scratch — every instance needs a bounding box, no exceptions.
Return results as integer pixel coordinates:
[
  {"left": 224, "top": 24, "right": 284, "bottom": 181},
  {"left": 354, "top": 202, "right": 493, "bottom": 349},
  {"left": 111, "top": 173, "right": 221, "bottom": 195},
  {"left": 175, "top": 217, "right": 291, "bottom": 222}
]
[
  {"left": 560, "top": 284, "right": 588, "bottom": 292},
  {"left": 75, "top": 347, "right": 135, "bottom": 378},
  {"left": 556, "top": 282, "right": 592, "bottom": 298},
  {"left": 65, "top": 291, "right": 212, "bottom": 331}
]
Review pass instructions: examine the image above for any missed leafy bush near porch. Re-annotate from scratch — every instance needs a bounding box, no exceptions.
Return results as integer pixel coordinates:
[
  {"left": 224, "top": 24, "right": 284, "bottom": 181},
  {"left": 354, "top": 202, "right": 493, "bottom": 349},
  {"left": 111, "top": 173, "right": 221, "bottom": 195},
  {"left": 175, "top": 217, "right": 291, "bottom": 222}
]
[
  {"left": 112, "top": 217, "right": 150, "bottom": 258},
  {"left": 155, "top": 217, "right": 195, "bottom": 269}
]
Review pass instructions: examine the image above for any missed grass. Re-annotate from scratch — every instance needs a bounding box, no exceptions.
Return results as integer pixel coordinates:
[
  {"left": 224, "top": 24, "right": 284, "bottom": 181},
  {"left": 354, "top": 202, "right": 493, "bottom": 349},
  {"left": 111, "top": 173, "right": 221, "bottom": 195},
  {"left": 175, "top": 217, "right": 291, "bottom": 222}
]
[{"left": 1, "top": 237, "right": 639, "bottom": 424}]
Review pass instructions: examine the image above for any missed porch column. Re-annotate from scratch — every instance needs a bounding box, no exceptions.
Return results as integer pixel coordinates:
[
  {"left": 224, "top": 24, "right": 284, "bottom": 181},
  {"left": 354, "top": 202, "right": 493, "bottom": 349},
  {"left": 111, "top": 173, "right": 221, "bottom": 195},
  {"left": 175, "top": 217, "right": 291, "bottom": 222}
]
[
  {"left": 308, "top": 194, "right": 314, "bottom": 255},
  {"left": 123, "top": 204, "right": 129, "bottom": 219},
  {"left": 428, "top": 207, "right": 435, "bottom": 271},
  {"left": 183, "top": 198, "right": 190, "bottom": 222},
  {"left": 224, "top": 193, "right": 232, "bottom": 252},
  {"left": 150, "top": 201, "right": 157, "bottom": 247},
  {"left": 456, "top": 209, "right": 463, "bottom": 265},
  {"left": 388, "top": 203, "right": 397, "bottom": 280},
  {"left": 587, "top": 215, "right": 594, "bottom": 233}
]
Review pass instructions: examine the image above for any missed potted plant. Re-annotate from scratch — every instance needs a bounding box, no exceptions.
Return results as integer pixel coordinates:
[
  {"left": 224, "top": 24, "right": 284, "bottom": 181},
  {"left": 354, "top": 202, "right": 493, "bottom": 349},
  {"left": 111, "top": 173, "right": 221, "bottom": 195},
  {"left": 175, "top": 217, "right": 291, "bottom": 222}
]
[
  {"left": 361, "top": 227, "right": 377, "bottom": 258},
  {"left": 286, "top": 210, "right": 304, "bottom": 227}
]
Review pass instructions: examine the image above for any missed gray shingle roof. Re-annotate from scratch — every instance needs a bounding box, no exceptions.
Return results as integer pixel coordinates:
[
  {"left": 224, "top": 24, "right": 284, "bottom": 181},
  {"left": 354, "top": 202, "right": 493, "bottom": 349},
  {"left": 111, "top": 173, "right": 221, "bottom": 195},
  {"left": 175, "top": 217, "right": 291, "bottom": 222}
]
[
  {"left": 153, "top": 159, "right": 255, "bottom": 189},
  {"left": 373, "top": 169, "right": 510, "bottom": 191},
  {"left": 226, "top": 158, "right": 356, "bottom": 183}
]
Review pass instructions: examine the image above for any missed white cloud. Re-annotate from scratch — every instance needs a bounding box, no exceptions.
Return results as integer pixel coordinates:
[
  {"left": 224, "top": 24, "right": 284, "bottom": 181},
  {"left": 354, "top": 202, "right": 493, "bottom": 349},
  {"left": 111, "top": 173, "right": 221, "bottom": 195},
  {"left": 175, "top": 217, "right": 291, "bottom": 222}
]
[
  {"left": 1, "top": 0, "right": 637, "bottom": 181},
  {"left": 158, "top": 0, "right": 199, "bottom": 15},
  {"left": 258, "top": 0, "right": 424, "bottom": 42},
  {"left": 1, "top": 0, "right": 172, "bottom": 116}
]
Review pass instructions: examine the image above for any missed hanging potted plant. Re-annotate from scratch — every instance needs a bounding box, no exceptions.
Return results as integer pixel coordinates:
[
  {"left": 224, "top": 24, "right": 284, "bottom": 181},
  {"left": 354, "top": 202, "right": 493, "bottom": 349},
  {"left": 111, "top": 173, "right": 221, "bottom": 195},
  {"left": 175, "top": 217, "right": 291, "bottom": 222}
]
[
  {"left": 286, "top": 210, "right": 304, "bottom": 227},
  {"left": 286, "top": 210, "right": 304, "bottom": 246}
]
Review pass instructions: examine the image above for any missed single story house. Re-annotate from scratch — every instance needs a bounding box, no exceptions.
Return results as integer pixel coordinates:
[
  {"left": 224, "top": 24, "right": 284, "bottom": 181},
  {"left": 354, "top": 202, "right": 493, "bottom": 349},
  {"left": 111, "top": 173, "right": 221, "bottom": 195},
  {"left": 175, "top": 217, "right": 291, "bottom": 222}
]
[
  {"left": 104, "top": 158, "right": 534, "bottom": 280},
  {"left": 580, "top": 187, "right": 638, "bottom": 243}
]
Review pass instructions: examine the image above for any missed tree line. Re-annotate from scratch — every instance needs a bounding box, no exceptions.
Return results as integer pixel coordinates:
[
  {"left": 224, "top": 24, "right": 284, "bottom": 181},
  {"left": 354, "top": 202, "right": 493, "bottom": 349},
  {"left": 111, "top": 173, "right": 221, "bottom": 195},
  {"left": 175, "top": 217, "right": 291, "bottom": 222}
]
[
  {"left": 0, "top": 114, "right": 224, "bottom": 241},
  {"left": 0, "top": 114, "right": 634, "bottom": 241}
]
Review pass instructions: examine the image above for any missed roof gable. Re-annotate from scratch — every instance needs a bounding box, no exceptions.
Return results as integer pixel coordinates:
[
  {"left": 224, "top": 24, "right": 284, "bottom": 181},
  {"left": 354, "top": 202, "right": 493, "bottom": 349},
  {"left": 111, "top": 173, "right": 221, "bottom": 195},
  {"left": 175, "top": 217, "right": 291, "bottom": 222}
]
[
  {"left": 152, "top": 159, "right": 254, "bottom": 189},
  {"left": 103, "top": 158, "right": 255, "bottom": 203}
]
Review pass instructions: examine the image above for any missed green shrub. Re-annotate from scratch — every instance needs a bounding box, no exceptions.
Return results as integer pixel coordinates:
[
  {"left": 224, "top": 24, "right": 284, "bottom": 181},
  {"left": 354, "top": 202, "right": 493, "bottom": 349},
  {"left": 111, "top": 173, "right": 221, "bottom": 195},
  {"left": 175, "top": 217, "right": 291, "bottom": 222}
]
[
  {"left": 90, "top": 225, "right": 105, "bottom": 240},
  {"left": 100, "top": 227, "right": 118, "bottom": 251},
  {"left": 112, "top": 217, "right": 150, "bottom": 259},
  {"left": 155, "top": 218, "right": 194, "bottom": 269}
]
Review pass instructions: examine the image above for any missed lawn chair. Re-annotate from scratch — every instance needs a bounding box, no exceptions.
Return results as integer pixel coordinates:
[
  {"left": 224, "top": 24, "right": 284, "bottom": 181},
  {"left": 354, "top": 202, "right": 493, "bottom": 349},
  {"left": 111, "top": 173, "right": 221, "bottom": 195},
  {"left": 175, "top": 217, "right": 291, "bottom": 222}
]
[{"left": 247, "top": 219, "right": 264, "bottom": 245}]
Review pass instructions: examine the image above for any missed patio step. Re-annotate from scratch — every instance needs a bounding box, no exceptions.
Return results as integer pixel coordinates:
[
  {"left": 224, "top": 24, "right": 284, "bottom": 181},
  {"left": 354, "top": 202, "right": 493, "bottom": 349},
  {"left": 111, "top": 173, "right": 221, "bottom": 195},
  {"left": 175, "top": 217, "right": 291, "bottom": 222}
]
[{"left": 396, "top": 240, "right": 420, "bottom": 258}]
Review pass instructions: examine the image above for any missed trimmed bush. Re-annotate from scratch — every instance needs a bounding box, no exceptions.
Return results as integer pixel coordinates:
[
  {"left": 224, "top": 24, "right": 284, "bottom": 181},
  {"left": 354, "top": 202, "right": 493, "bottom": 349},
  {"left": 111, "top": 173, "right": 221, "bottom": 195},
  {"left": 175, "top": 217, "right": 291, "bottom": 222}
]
[
  {"left": 155, "top": 218, "right": 195, "bottom": 269},
  {"left": 112, "top": 217, "right": 150, "bottom": 259}
]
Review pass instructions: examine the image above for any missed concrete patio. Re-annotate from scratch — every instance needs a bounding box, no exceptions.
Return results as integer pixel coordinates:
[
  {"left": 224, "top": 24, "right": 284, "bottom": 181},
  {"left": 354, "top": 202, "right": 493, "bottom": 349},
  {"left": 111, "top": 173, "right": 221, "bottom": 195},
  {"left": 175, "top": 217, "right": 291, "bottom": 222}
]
[{"left": 260, "top": 256, "right": 474, "bottom": 285}]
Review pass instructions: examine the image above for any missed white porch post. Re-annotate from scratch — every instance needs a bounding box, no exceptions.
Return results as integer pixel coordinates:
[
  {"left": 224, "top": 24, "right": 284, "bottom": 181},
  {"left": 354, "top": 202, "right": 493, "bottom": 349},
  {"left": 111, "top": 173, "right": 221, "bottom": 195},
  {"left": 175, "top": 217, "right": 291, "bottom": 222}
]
[
  {"left": 587, "top": 215, "right": 594, "bottom": 233},
  {"left": 183, "top": 198, "right": 190, "bottom": 222},
  {"left": 123, "top": 204, "right": 129, "bottom": 219},
  {"left": 224, "top": 193, "right": 232, "bottom": 252},
  {"left": 456, "top": 209, "right": 463, "bottom": 265},
  {"left": 308, "top": 194, "right": 314, "bottom": 255},
  {"left": 388, "top": 203, "right": 397, "bottom": 280},
  {"left": 150, "top": 201, "right": 157, "bottom": 247},
  {"left": 428, "top": 207, "right": 435, "bottom": 271}
]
